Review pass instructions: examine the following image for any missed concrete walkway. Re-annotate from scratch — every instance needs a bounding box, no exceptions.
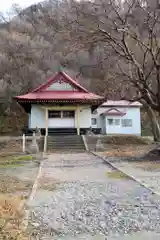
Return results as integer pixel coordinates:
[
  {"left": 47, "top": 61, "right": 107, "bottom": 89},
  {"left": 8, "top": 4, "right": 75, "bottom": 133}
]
[
  {"left": 94, "top": 152, "right": 160, "bottom": 197},
  {"left": 26, "top": 152, "right": 160, "bottom": 239},
  {"left": 109, "top": 231, "right": 160, "bottom": 240},
  {"left": 52, "top": 231, "right": 160, "bottom": 240}
]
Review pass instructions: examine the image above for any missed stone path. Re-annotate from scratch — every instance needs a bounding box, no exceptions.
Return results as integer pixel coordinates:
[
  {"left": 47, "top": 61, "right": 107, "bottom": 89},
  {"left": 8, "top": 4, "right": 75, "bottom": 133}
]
[
  {"left": 27, "top": 153, "right": 160, "bottom": 239},
  {"left": 95, "top": 152, "right": 160, "bottom": 195},
  {"left": 114, "top": 162, "right": 160, "bottom": 194}
]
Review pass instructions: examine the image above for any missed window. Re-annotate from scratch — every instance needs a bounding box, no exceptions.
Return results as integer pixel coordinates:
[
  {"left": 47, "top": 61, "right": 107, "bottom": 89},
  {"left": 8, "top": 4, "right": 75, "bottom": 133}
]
[
  {"left": 107, "top": 119, "right": 114, "bottom": 125},
  {"left": 92, "top": 118, "right": 97, "bottom": 125},
  {"left": 121, "top": 119, "right": 132, "bottom": 127},
  {"left": 48, "top": 110, "right": 75, "bottom": 118},
  {"left": 115, "top": 119, "right": 120, "bottom": 126},
  {"left": 107, "top": 119, "right": 120, "bottom": 126},
  {"left": 63, "top": 111, "right": 75, "bottom": 118},
  {"left": 48, "top": 110, "right": 61, "bottom": 118}
]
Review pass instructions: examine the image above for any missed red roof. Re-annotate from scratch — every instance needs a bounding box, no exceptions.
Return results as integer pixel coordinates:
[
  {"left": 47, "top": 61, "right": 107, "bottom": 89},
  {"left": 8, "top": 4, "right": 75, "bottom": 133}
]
[
  {"left": 15, "top": 91, "right": 102, "bottom": 101},
  {"left": 15, "top": 71, "right": 104, "bottom": 103},
  {"left": 102, "top": 100, "right": 142, "bottom": 107}
]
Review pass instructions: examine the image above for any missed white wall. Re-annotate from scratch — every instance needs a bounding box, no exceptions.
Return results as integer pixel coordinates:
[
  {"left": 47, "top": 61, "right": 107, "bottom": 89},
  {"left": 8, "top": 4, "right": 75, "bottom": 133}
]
[
  {"left": 92, "top": 107, "right": 141, "bottom": 135},
  {"left": 77, "top": 107, "right": 91, "bottom": 128},
  {"left": 92, "top": 108, "right": 107, "bottom": 129},
  {"left": 30, "top": 105, "right": 45, "bottom": 128},
  {"left": 106, "top": 107, "right": 141, "bottom": 135},
  {"left": 30, "top": 104, "right": 141, "bottom": 134},
  {"left": 30, "top": 104, "right": 92, "bottom": 129},
  {"left": 48, "top": 118, "right": 75, "bottom": 128}
]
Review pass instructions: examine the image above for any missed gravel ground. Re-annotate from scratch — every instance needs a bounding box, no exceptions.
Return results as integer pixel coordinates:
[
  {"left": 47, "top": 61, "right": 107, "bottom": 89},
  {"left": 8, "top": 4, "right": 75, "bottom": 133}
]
[
  {"left": 0, "top": 161, "right": 39, "bottom": 182},
  {"left": 0, "top": 160, "right": 39, "bottom": 200},
  {"left": 27, "top": 153, "right": 160, "bottom": 239}
]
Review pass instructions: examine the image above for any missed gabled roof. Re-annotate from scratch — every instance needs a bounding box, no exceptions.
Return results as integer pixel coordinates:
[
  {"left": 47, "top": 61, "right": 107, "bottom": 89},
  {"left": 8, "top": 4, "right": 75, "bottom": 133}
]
[
  {"left": 102, "top": 100, "right": 142, "bottom": 107},
  {"left": 32, "top": 71, "right": 89, "bottom": 93},
  {"left": 15, "top": 91, "right": 103, "bottom": 101},
  {"left": 101, "top": 107, "right": 126, "bottom": 116},
  {"left": 14, "top": 71, "right": 104, "bottom": 104}
]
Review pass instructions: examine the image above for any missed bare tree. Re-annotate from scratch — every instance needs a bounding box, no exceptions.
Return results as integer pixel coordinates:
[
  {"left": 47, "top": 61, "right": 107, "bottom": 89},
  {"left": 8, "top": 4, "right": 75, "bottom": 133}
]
[{"left": 56, "top": 0, "right": 160, "bottom": 140}]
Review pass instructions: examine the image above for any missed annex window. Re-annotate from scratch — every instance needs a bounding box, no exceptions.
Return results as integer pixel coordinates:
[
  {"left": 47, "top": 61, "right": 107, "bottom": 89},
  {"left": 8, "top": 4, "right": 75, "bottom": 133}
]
[
  {"left": 115, "top": 119, "right": 120, "bottom": 126},
  {"left": 63, "top": 111, "right": 75, "bottom": 118},
  {"left": 107, "top": 119, "right": 120, "bottom": 126},
  {"left": 91, "top": 118, "right": 97, "bottom": 125},
  {"left": 121, "top": 119, "right": 132, "bottom": 127},
  {"left": 107, "top": 119, "right": 114, "bottom": 125},
  {"left": 48, "top": 110, "right": 61, "bottom": 118}
]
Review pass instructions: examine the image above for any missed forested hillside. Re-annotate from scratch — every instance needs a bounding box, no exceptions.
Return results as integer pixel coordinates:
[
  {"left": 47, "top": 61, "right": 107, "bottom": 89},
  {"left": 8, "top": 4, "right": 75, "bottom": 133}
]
[{"left": 0, "top": 0, "right": 159, "bottom": 136}]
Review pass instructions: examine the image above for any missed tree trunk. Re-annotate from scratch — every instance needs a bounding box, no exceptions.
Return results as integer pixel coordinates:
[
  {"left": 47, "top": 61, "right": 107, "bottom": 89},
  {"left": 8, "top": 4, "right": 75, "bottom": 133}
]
[
  {"left": 145, "top": 105, "right": 160, "bottom": 142},
  {"left": 139, "top": 104, "right": 160, "bottom": 160}
]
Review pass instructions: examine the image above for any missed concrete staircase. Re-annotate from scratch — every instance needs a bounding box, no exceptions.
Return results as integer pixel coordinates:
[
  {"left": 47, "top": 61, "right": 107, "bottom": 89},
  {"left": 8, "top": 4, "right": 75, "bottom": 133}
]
[{"left": 47, "top": 135, "right": 86, "bottom": 152}]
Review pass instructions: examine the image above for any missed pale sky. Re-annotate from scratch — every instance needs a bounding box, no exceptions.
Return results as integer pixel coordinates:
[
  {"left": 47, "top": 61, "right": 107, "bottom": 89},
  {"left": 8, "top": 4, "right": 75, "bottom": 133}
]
[{"left": 0, "top": 0, "right": 41, "bottom": 13}]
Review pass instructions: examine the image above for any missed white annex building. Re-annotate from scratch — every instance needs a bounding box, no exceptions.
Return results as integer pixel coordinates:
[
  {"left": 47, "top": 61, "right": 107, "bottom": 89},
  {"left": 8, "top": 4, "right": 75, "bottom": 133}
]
[
  {"left": 92, "top": 101, "right": 142, "bottom": 135},
  {"left": 15, "top": 71, "right": 142, "bottom": 136}
]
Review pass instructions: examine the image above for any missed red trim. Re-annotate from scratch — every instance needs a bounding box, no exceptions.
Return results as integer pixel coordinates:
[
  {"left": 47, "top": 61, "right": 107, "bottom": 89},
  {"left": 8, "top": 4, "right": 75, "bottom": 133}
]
[
  {"left": 101, "top": 105, "right": 141, "bottom": 108},
  {"left": 105, "top": 112, "right": 126, "bottom": 116},
  {"left": 32, "top": 71, "right": 89, "bottom": 93},
  {"left": 102, "top": 107, "right": 126, "bottom": 116},
  {"left": 15, "top": 99, "right": 103, "bottom": 104}
]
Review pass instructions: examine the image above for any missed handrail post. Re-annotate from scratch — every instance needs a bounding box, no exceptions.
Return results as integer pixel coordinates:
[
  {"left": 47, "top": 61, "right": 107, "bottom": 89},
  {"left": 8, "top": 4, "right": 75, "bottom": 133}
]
[
  {"left": 22, "top": 133, "right": 25, "bottom": 153},
  {"left": 43, "top": 135, "right": 47, "bottom": 153}
]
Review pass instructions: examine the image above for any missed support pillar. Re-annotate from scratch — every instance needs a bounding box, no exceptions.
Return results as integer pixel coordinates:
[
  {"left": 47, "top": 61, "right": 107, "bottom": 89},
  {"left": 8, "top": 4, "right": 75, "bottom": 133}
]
[
  {"left": 76, "top": 105, "right": 80, "bottom": 135},
  {"left": 45, "top": 108, "right": 48, "bottom": 136},
  {"left": 44, "top": 108, "right": 48, "bottom": 153}
]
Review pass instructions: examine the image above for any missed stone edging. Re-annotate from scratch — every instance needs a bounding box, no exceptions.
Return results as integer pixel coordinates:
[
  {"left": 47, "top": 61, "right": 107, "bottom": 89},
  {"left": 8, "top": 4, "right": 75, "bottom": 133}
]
[
  {"left": 20, "top": 159, "right": 44, "bottom": 231},
  {"left": 91, "top": 152, "right": 160, "bottom": 198},
  {"left": 82, "top": 135, "right": 89, "bottom": 151}
]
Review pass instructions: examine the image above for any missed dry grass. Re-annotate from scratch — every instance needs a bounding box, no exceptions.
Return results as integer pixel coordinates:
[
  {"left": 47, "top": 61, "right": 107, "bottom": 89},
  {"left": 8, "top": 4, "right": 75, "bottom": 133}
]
[
  {"left": 103, "top": 144, "right": 154, "bottom": 158},
  {"left": 0, "top": 175, "right": 33, "bottom": 239},
  {"left": 0, "top": 156, "right": 12, "bottom": 163},
  {"left": 0, "top": 157, "right": 34, "bottom": 239},
  {"left": 0, "top": 194, "right": 24, "bottom": 220},
  {"left": 87, "top": 135, "right": 153, "bottom": 146},
  {"left": 0, "top": 194, "right": 26, "bottom": 239},
  {"left": 0, "top": 140, "right": 21, "bottom": 154},
  {"left": 0, "top": 175, "right": 32, "bottom": 194},
  {"left": 104, "top": 135, "right": 153, "bottom": 145},
  {"left": 0, "top": 176, "right": 31, "bottom": 238},
  {"left": 106, "top": 170, "right": 129, "bottom": 179},
  {"left": 0, "top": 155, "right": 33, "bottom": 168},
  {"left": 132, "top": 161, "right": 160, "bottom": 171}
]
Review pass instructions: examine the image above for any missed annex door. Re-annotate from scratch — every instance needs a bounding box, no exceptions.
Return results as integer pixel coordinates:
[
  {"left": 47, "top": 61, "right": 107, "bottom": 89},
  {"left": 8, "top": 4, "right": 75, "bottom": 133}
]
[{"left": 48, "top": 110, "right": 75, "bottom": 128}]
